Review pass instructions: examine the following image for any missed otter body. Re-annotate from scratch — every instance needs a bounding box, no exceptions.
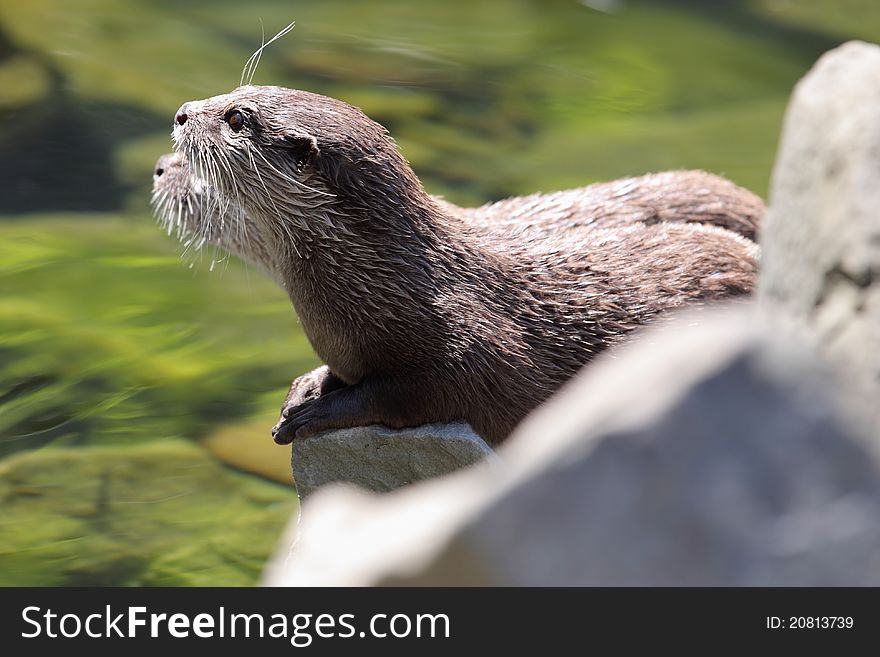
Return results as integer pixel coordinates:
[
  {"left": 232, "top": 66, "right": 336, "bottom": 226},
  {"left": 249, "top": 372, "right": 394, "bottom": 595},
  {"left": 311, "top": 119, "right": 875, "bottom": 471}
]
[{"left": 156, "top": 85, "right": 761, "bottom": 445}]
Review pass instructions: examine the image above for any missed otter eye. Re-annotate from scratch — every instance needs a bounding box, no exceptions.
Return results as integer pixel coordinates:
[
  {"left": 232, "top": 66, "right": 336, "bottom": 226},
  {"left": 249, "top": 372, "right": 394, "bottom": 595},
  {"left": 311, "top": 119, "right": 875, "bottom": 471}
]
[{"left": 226, "top": 110, "right": 244, "bottom": 131}]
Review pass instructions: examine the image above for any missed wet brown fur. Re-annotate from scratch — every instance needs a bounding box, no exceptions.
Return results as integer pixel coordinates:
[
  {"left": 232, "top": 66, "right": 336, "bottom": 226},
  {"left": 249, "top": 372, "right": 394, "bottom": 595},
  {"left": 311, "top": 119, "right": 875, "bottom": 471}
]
[{"left": 163, "top": 85, "right": 762, "bottom": 445}]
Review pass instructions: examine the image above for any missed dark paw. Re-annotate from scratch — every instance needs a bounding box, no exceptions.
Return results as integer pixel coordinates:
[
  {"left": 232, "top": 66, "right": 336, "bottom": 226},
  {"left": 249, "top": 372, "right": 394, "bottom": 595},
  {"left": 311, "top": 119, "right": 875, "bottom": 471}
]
[
  {"left": 272, "top": 401, "right": 305, "bottom": 445},
  {"left": 273, "top": 365, "right": 346, "bottom": 445},
  {"left": 271, "top": 413, "right": 297, "bottom": 445},
  {"left": 271, "top": 398, "right": 328, "bottom": 444}
]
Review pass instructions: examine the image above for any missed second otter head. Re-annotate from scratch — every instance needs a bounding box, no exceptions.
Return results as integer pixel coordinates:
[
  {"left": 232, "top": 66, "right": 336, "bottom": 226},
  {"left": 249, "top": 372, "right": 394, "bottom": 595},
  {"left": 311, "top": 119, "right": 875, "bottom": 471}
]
[{"left": 151, "top": 151, "right": 209, "bottom": 242}]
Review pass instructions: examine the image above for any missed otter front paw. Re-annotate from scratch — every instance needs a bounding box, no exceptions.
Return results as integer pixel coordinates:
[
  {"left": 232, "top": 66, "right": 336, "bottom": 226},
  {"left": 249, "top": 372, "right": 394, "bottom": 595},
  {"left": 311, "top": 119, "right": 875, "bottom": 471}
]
[
  {"left": 272, "top": 397, "right": 335, "bottom": 444},
  {"left": 271, "top": 410, "right": 298, "bottom": 445},
  {"left": 271, "top": 366, "right": 345, "bottom": 444}
]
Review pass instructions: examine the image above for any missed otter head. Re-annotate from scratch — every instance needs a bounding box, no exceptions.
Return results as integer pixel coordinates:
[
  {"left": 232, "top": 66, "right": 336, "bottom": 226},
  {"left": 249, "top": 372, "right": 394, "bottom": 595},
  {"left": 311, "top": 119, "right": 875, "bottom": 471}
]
[
  {"left": 151, "top": 151, "right": 212, "bottom": 243},
  {"left": 171, "top": 85, "right": 429, "bottom": 250}
]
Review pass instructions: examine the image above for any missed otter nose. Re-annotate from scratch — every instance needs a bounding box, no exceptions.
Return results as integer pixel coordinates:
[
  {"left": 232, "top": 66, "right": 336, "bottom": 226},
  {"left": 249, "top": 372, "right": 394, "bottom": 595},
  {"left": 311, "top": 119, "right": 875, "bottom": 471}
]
[
  {"left": 175, "top": 105, "right": 188, "bottom": 126},
  {"left": 154, "top": 153, "right": 175, "bottom": 179}
]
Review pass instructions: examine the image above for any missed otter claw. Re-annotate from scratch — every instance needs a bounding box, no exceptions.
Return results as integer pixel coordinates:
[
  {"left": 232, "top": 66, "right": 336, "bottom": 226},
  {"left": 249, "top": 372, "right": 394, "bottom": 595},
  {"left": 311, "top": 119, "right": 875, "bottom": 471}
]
[
  {"left": 272, "top": 419, "right": 296, "bottom": 445},
  {"left": 272, "top": 400, "right": 315, "bottom": 444}
]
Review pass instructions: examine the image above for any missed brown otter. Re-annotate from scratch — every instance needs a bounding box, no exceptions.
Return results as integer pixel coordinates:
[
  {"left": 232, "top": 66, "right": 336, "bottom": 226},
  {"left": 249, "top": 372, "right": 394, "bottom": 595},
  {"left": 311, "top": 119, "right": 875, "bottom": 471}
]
[{"left": 162, "top": 85, "right": 761, "bottom": 445}]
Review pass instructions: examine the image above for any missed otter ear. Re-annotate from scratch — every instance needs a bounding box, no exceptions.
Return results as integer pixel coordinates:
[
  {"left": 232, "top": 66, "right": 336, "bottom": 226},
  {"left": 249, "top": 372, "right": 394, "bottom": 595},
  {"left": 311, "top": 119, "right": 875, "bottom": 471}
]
[{"left": 281, "top": 133, "right": 319, "bottom": 169}]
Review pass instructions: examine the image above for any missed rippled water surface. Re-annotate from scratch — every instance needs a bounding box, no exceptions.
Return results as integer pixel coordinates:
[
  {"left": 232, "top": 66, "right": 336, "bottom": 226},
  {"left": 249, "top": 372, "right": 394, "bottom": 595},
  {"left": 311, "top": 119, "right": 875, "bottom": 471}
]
[{"left": 1, "top": 0, "right": 877, "bottom": 585}]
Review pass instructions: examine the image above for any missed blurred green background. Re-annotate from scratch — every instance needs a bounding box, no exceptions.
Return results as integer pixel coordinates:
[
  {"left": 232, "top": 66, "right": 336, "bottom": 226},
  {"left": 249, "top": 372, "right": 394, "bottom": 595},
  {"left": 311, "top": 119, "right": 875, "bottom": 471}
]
[{"left": 0, "top": 0, "right": 877, "bottom": 586}]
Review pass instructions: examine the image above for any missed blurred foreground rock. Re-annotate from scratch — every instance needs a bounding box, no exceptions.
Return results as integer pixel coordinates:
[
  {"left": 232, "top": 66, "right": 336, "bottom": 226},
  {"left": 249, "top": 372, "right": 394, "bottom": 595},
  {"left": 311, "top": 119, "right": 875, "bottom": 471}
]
[
  {"left": 760, "top": 41, "right": 880, "bottom": 413},
  {"left": 266, "top": 41, "right": 880, "bottom": 586},
  {"left": 291, "top": 423, "right": 494, "bottom": 498}
]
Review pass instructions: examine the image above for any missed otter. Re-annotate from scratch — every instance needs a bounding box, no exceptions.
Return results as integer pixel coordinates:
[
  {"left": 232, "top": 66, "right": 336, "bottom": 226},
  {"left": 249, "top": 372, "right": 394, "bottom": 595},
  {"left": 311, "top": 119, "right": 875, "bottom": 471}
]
[{"left": 159, "top": 85, "right": 761, "bottom": 445}]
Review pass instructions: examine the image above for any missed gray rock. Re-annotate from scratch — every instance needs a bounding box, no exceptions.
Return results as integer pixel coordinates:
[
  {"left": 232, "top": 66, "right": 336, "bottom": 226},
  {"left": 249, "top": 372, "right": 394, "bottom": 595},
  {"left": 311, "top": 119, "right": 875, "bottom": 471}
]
[
  {"left": 291, "top": 423, "right": 495, "bottom": 498},
  {"left": 268, "top": 307, "right": 880, "bottom": 586},
  {"left": 759, "top": 41, "right": 880, "bottom": 409}
]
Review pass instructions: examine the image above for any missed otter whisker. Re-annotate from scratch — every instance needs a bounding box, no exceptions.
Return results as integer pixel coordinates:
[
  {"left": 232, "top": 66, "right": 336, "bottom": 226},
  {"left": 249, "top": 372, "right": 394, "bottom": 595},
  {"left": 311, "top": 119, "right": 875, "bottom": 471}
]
[
  {"left": 251, "top": 146, "right": 335, "bottom": 199},
  {"left": 214, "top": 146, "right": 252, "bottom": 276},
  {"left": 172, "top": 200, "right": 181, "bottom": 237},
  {"left": 241, "top": 20, "right": 296, "bottom": 87},
  {"left": 246, "top": 143, "right": 302, "bottom": 258},
  {"left": 206, "top": 154, "right": 231, "bottom": 275},
  {"left": 196, "top": 148, "right": 220, "bottom": 247},
  {"left": 241, "top": 20, "right": 265, "bottom": 88}
]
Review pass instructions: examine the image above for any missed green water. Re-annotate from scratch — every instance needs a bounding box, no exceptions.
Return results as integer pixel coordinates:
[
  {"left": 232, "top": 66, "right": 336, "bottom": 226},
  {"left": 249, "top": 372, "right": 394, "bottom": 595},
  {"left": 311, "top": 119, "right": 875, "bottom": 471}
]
[{"left": 1, "top": 0, "right": 877, "bottom": 585}]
